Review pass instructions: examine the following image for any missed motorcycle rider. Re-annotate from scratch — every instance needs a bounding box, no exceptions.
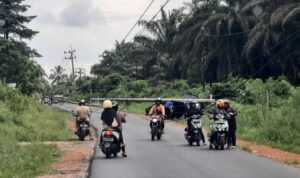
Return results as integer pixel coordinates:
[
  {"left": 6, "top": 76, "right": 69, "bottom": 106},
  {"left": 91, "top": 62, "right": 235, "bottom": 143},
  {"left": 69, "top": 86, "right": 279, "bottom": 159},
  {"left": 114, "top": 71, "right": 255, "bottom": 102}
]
[
  {"left": 100, "top": 100, "right": 127, "bottom": 157},
  {"left": 224, "top": 99, "right": 237, "bottom": 149},
  {"left": 74, "top": 100, "right": 93, "bottom": 140},
  {"left": 208, "top": 99, "right": 228, "bottom": 147},
  {"left": 112, "top": 101, "right": 127, "bottom": 157},
  {"left": 148, "top": 97, "right": 166, "bottom": 133},
  {"left": 185, "top": 100, "right": 206, "bottom": 145}
]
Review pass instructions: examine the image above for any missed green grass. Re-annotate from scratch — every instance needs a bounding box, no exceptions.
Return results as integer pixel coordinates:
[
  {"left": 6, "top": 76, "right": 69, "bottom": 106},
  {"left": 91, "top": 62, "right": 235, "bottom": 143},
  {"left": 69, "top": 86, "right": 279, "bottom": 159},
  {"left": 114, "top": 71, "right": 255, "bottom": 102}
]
[
  {"left": 0, "top": 142, "right": 62, "bottom": 178},
  {"left": 0, "top": 84, "right": 72, "bottom": 177},
  {"left": 119, "top": 102, "right": 150, "bottom": 115}
]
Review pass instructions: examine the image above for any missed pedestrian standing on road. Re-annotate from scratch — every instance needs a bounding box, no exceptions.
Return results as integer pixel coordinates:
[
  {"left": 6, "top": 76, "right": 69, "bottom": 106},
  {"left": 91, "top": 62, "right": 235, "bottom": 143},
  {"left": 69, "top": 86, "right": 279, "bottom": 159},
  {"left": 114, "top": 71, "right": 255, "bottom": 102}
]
[
  {"left": 224, "top": 99, "right": 237, "bottom": 149},
  {"left": 164, "top": 101, "right": 174, "bottom": 120}
]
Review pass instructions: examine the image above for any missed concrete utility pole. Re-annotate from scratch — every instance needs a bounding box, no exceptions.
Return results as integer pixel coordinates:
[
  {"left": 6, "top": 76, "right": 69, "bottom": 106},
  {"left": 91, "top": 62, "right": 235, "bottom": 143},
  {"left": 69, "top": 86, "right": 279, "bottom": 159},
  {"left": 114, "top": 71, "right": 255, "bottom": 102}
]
[
  {"left": 64, "top": 48, "right": 76, "bottom": 80},
  {"left": 75, "top": 67, "right": 86, "bottom": 79},
  {"left": 64, "top": 46, "right": 76, "bottom": 98}
]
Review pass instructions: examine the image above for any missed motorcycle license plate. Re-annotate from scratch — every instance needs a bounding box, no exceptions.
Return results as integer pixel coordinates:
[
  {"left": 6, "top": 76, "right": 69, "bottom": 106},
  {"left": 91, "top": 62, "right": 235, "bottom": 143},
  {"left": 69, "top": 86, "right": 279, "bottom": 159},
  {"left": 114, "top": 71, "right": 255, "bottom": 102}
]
[{"left": 103, "top": 137, "right": 113, "bottom": 142}]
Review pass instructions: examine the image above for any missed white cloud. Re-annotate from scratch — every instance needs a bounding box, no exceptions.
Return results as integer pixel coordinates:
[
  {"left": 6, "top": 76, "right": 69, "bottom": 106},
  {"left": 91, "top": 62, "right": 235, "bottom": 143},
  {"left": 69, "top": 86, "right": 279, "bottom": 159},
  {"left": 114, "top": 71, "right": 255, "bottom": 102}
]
[
  {"left": 25, "top": 0, "right": 186, "bottom": 76},
  {"left": 60, "top": 0, "right": 106, "bottom": 27}
]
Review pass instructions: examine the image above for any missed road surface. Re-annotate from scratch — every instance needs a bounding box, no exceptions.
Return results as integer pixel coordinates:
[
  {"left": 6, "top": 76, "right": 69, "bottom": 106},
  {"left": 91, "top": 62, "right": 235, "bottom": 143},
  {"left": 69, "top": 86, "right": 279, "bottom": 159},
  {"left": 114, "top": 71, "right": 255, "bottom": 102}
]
[{"left": 57, "top": 103, "right": 300, "bottom": 178}]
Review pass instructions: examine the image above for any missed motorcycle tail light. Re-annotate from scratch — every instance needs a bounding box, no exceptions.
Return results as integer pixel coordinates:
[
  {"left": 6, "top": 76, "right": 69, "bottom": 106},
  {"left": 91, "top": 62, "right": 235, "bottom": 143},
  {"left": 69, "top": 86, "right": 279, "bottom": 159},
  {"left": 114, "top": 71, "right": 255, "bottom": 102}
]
[{"left": 105, "top": 129, "right": 113, "bottom": 137}]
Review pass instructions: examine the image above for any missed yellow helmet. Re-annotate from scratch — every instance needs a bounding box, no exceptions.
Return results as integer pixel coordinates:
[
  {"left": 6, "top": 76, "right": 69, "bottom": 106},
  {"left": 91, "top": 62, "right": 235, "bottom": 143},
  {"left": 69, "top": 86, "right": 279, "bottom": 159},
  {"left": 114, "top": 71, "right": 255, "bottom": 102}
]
[
  {"left": 216, "top": 99, "right": 225, "bottom": 108},
  {"left": 103, "top": 100, "right": 112, "bottom": 109}
]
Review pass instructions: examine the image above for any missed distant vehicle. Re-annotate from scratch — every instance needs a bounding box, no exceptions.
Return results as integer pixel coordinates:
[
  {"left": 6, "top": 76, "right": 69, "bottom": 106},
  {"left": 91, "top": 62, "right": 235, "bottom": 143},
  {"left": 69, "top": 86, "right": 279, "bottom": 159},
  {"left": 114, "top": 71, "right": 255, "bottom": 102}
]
[
  {"left": 53, "top": 95, "right": 63, "bottom": 104},
  {"left": 150, "top": 115, "right": 164, "bottom": 141},
  {"left": 76, "top": 119, "right": 90, "bottom": 141},
  {"left": 184, "top": 114, "right": 203, "bottom": 146}
]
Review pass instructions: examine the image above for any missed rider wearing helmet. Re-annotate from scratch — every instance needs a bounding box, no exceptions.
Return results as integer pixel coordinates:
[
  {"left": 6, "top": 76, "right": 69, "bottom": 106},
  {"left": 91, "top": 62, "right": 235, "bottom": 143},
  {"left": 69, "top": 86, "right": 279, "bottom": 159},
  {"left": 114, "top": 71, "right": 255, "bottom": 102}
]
[
  {"left": 208, "top": 99, "right": 227, "bottom": 120},
  {"left": 101, "top": 100, "right": 115, "bottom": 127},
  {"left": 74, "top": 100, "right": 93, "bottom": 140},
  {"left": 185, "top": 100, "right": 205, "bottom": 145},
  {"left": 148, "top": 97, "right": 166, "bottom": 132},
  {"left": 101, "top": 100, "right": 127, "bottom": 157},
  {"left": 224, "top": 99, "right": 237, "bottom": 149},
  {"left": 207, "top": 99, "right": 228, "bottom": 148}
]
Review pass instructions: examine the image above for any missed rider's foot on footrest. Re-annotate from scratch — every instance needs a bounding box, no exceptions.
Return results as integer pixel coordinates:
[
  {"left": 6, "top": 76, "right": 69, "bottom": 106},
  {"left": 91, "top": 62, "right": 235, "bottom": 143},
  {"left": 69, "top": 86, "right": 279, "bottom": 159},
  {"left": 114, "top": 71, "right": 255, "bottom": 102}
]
[{"left": 122, "top": 152, "right": 127, "bottom": 157}]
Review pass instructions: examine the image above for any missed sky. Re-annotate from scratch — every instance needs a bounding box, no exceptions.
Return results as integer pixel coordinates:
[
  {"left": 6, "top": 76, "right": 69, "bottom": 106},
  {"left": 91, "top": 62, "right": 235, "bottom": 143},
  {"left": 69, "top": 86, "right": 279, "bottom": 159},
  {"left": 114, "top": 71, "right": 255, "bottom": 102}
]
[{"left": 25, "top": 0, "right": 187, "bottom": 76}]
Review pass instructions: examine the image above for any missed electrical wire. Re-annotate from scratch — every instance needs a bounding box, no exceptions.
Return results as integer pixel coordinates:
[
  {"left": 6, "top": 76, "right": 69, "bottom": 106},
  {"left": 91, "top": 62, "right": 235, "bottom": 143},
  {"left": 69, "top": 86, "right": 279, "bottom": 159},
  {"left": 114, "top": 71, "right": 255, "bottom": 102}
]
[{"left": 123, "top": 0, "right": 156, "bottom": 41}]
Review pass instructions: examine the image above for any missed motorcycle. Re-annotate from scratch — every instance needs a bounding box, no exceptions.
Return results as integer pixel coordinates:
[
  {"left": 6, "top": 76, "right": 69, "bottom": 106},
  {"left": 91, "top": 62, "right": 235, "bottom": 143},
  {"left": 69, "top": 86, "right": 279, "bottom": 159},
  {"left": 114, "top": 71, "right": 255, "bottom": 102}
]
[
  {"left": 184, "top": 114, "right": 203, "bottom": 146},
  {"left": 76, "top": 119, "right": 90, "bottom": 141},
  {"left": 150, "top": 115, "right": 164, "bottom": 141},
  {"left": 208, "top": 113, "right": 229, "bottom": 150},
  {"left": 100, "top": 128, "right": 122, "bottom": 159}
]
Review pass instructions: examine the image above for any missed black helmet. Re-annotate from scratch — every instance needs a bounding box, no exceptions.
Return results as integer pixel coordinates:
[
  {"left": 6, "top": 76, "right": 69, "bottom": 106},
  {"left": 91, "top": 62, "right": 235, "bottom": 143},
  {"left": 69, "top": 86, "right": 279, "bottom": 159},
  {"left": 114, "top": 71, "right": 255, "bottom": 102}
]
[
  {"left": 189, "top": 100, "right": 197, "bottom": 108},
  {"left": 79, "top": 99, "right": 85, "bottom": 106},
  {"left": 155, "top": 97, "right": 162, "bottom": 105},
  {"left": 112, "top": 101, "right": 119, "bottom": 111},
  {"left": 224, "top": 99, "right": 230, "bottom": 108}
]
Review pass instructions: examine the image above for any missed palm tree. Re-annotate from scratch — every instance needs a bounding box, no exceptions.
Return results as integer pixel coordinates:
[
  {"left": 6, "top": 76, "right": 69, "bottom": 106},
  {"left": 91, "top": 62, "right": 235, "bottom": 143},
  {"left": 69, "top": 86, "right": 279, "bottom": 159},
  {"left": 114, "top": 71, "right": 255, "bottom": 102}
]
[
  {"left": 135, "top": 7, "right": 185, "bottom": 80},
  {"left": 49, "top": 65, "right": 68, "bottom": 85}
]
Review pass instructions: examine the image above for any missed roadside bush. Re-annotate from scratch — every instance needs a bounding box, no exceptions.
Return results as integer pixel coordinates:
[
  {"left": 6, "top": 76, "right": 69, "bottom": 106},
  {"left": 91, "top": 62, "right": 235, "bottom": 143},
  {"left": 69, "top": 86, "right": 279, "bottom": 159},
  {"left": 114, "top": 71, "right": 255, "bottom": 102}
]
[
  {"left": 171, "top": 80, "right": 190, "bottom": 91},
  {"left": 265, "top": 77, "right": 293, "bottom": 98},
  {"left": 211, "top": 81, "right": 239, "bottom": 99}
]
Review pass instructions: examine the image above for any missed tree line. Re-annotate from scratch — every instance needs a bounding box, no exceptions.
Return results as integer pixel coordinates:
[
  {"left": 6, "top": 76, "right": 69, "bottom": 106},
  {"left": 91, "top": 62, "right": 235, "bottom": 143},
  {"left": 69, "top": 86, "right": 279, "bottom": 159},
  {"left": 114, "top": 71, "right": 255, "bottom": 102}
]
[
  {"left": 91, "top": 0, "right": 300, "bottom": 85},
  {"left": 0, "top": 0, "right": 47, "bottom": 95}
]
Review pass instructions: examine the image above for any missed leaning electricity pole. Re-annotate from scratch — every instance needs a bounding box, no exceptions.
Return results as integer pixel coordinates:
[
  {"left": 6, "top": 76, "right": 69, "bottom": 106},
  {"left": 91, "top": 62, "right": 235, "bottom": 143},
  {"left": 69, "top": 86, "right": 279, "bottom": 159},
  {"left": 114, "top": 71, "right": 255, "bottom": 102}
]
[
  {"left": 64, "top": 47, "right": 76, "bottom": 98},
  {"left": 75, "top": 67, "right": 85, "bottom": 80}
]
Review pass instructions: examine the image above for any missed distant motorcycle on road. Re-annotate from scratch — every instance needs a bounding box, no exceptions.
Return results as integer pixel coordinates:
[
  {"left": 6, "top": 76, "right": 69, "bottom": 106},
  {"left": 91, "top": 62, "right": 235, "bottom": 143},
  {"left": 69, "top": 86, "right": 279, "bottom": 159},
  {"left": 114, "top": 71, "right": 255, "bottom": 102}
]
[
  {"left": 150, "top": 115, "right": 164, "bottom": 141},
  {"left": 208, "top": 113, "right": 229, "bottom": 150},
  {"left": 76, "top": 119, "right": 90, "bottom": 141},
  {"left": 184, "top": 114, "right": 203, "bottom": 146}
]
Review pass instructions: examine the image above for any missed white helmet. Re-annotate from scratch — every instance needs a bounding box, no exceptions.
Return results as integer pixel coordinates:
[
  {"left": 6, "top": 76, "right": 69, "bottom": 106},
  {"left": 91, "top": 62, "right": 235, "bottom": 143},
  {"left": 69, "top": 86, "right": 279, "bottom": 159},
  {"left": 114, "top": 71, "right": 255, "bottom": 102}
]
[{"left": 103, "top": 100, "right": 112, "bottom": 109}]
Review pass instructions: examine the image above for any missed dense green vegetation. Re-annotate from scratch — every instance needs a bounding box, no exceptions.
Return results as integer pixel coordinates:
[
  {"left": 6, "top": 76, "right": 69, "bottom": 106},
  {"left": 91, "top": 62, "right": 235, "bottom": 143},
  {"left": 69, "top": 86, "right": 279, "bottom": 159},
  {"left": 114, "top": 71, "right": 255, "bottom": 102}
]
[
  {"left": 0, "top": 0, "right": 47, "bottom": 95},
  {"left": 0, "top": 83, "right": 72, "bottom": 178},
  {"left": 88, "top": 0, "right": 300, "bottom": 86}
]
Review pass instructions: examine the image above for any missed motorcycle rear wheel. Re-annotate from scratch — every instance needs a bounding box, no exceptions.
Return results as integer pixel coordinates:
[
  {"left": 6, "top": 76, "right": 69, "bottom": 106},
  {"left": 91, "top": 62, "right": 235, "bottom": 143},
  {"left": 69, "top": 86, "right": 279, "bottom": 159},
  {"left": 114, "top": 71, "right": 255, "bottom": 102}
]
[
  {"left": 78, "top": 129, "right": 85, "bottom": 141},
  {"left": 219, "top": 137, "right": 225, "bottom": 150},
  {"left": 105, "top": 148, "right": 111, "bottom": 159},
  {"left": 151, "top": 133, "right": 155, "bottom": 141}
]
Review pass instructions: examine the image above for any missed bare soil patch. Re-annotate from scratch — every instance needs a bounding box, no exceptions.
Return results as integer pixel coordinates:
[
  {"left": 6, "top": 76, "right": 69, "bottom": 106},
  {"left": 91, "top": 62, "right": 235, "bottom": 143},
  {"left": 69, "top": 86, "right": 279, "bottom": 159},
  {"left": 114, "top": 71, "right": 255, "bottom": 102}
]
[{"left": 37, "top": 119, "right": 96, "bottom": 178}]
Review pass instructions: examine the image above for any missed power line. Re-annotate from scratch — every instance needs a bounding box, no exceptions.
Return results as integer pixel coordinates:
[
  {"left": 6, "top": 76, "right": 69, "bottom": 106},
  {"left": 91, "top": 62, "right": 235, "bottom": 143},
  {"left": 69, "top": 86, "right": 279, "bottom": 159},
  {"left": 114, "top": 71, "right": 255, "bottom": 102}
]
[
  {"left": 123, "top": 0, "right": 156, "bottom": 41},
  {"left": 131, "top": 0, "right": 171, "bottom": 41}
]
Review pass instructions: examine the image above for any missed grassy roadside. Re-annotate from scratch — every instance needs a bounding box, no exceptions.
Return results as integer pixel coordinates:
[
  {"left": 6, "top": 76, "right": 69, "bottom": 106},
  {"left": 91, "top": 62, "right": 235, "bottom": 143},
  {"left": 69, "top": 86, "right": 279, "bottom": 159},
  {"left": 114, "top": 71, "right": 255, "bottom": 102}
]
[{"left": 0, "top": 84, "right": 72, "bottom": 178}]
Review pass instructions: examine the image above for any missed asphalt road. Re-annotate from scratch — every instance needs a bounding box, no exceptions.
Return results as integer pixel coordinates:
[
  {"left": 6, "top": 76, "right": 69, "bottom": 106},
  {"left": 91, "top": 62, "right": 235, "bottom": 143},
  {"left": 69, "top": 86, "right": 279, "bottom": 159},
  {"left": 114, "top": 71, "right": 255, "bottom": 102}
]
[{"left": 57, "top": 103, "right": 300, "bottom": 178}]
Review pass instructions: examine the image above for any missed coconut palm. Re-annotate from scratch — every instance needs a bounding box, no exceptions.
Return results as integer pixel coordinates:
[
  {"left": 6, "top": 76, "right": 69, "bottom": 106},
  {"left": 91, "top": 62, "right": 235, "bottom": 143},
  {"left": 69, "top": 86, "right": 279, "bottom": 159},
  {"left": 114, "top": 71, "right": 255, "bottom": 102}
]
[{"left": 49, "top": 65, "right": 68, "bottom": 85}]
